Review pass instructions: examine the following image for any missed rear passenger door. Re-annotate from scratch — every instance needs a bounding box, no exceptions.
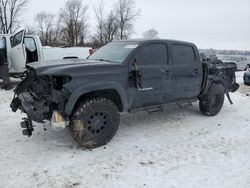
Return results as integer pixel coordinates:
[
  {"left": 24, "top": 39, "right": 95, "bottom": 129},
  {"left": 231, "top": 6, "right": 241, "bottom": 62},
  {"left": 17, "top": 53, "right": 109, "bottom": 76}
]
[
  {"left": 170, "top": 43, "right": 203, "bottom": 100},
  {"left": 129, "top": 43, "right": 171, "bottom": 108}
]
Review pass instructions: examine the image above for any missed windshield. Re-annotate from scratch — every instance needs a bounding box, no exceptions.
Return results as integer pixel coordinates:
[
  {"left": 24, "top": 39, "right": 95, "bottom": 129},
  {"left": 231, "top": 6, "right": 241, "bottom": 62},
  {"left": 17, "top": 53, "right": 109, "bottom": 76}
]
[{"left": 88, "top": 41, "right": 139, "bottom": 63}]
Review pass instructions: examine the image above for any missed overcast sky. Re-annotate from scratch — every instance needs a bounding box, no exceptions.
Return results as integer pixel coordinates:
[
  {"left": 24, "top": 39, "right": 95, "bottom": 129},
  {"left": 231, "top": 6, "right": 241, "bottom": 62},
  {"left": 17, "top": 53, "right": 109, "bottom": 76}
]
[{"left": 22, "top": 0, "right": 250, "bottom": 50}]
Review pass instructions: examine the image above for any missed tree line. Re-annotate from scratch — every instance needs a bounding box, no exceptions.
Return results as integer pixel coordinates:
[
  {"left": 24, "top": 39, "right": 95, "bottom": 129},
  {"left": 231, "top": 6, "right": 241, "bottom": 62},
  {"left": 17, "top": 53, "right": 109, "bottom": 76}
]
[
  {"left": 0, "top": 0, "right": 161, "bottom": 48},
  {"left": 200, "top": 49, "right": 250, "bottom": 56}
]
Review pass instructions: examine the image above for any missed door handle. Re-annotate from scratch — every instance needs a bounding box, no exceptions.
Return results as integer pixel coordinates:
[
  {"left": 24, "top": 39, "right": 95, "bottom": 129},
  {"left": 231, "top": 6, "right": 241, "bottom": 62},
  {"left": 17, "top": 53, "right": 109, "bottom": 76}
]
[
  {"left": 193, "top": 69, "right": 199, "bottom": 74},
  {"left": 161, "top": 70, "right": 171, "bottom": 76}
]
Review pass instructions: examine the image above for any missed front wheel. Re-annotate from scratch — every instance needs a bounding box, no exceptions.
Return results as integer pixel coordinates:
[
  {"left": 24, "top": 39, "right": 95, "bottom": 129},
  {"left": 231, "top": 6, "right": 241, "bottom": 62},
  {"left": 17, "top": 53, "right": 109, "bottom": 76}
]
[
  {"left": 199, "top": 83, "right": 225, "bottom": 116},
  {"left": 70, "top": 98, "right": 120, "bottom": 149}
]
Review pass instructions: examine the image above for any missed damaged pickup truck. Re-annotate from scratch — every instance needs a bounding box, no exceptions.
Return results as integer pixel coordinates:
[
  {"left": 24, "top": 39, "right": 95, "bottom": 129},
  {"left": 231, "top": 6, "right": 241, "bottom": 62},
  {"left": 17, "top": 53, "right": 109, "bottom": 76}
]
[{"left": 11, "top": 39, "right": 239, "bottom": 149}]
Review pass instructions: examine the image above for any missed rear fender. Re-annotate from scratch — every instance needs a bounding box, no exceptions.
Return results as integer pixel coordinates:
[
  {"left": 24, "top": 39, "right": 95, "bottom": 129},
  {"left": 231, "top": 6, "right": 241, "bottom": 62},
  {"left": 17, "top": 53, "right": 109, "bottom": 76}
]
[{"left": 200, "top": 79, "right": 225, "bottom": 97}]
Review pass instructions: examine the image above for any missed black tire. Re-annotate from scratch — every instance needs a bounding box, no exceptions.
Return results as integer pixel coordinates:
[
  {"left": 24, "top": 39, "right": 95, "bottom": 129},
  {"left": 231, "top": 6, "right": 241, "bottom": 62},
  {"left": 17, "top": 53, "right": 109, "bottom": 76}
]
[
  {"left": 70, "top": 98, "right": 120, "bottom": 149},
  {"left": 199, "top": 83, "right": 225, "bottom": 116}
]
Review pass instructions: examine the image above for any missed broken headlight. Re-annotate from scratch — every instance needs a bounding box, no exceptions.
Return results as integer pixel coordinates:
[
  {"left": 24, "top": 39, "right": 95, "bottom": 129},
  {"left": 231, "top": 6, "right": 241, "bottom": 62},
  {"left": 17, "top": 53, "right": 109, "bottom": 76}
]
[{"left": 52, "top": 75, "right": 72, "bottom": 90}]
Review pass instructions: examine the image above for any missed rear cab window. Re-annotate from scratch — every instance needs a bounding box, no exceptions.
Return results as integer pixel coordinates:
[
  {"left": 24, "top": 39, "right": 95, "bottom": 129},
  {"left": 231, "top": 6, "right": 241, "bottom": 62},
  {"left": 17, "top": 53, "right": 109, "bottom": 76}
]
[{"left": 172, "top": 44, "right": 196, "bottom": 65}]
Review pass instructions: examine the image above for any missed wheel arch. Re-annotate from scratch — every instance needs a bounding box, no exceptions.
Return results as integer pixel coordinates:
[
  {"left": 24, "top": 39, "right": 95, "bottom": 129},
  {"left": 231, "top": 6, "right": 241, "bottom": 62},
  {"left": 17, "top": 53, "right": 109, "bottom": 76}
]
[
  {"left": 65, "top": 83, "right": 127, "bottom": 115},
  {"left": 200, "top": 80, "right": 225, "bottom": 98}
]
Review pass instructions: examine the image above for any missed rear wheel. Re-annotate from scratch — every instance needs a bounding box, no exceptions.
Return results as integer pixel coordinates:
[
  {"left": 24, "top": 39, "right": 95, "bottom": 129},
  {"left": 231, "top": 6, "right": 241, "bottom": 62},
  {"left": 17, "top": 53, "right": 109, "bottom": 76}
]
[
  {"left": 70, "top": 98, "right": 120, "bottom": 149},
  {"left": 199, "top": 83, "right": 225, "bottom": 116}
]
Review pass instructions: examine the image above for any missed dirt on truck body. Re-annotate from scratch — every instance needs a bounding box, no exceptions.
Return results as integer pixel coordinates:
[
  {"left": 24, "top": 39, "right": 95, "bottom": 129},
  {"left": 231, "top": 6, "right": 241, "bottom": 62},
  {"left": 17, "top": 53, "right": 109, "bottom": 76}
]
[{"left": 10, "top": 39, "right": 239, "bottom": 149}]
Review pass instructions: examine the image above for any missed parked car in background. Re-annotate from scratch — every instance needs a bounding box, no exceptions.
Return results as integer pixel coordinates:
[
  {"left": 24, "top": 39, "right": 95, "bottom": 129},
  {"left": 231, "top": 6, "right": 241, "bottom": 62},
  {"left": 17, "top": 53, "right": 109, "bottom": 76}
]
[
  {"left": 0, "top": 30, "right": 93, "bottom": 77},
  {"left": 219, "top": 55, "right": 250, "bottom": 71},
  {"left": 243, "top": 64, "right": 250, "bottom": 85}
]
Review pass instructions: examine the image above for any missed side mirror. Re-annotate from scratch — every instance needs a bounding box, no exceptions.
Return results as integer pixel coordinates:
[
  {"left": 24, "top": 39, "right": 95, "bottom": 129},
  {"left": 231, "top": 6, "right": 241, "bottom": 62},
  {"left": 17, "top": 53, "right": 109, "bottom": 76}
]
[{"left": 130, "top": 57, "right": 143, "bottom": 89}]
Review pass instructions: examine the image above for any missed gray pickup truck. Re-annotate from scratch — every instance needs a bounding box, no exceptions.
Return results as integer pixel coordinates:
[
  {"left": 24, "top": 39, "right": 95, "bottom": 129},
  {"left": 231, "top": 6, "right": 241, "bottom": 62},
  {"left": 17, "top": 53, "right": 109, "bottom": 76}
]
[{"left": 11, "top": 39, "right": 239, "bottom": 149}]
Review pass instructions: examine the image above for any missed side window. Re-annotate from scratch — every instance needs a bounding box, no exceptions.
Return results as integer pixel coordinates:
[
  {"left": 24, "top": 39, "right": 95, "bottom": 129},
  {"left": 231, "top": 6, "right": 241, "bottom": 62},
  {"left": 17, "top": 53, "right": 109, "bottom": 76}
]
[
  {"left": 24, "top": 38, "right": 37, "bottom": 52},
  {"left": 12, "top": 31, "right": 24, "bottom": 47},
  {"left": 0, "top": 37, "right": 6, "bottom": 49},
  {"left": 139, "top": 44, "right": 168, "bottom": 65},
  {"left": 172, "top": 44, "right": 196, "bottom": 65},
  {"left": 0, "top": 36, "right": 7, "bottom": 59}
]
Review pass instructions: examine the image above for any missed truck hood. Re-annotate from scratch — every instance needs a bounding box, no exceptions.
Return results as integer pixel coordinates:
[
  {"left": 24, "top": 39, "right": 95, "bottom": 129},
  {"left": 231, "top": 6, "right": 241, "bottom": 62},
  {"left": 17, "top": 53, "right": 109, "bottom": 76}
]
[{"left": 27, "top": 59, "right": 120, "bottom": 75}]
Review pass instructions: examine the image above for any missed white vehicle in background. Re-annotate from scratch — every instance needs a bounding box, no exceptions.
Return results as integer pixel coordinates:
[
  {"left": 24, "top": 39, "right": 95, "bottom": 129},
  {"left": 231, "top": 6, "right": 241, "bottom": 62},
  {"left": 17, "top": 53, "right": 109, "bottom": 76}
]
[
  {"left": 0, "top": 30, "right": 93, "bottom": 76},
  {"left": 219, "top": 55, "right": 250, "bottom": 71}
]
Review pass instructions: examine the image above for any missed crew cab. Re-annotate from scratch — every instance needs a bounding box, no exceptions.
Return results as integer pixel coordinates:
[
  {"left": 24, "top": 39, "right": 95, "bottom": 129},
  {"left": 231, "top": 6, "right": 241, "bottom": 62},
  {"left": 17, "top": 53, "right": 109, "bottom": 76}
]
[
  {"left": 11, "top": 39, "right": 239, "bottom": 149},
  {"left": 0, "top": 30, "right": 92, "bottom": 76}
]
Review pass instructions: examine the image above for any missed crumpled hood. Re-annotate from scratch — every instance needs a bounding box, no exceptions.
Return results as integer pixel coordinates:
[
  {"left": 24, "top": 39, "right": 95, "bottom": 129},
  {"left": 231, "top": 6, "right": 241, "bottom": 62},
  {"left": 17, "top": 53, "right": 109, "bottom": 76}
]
[{"left": 27, "top": 59, "right": 116, "bottom": 75}]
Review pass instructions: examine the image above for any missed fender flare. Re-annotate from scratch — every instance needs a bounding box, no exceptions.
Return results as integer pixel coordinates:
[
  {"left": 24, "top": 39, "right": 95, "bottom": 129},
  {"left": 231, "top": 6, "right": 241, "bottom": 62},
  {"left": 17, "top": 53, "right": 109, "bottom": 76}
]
[
  {"left": 64, "top": 81, "right": 128, "bottom": 115},
  {"left": 200, "top": 78, "right": 225, "bottom": 98}
]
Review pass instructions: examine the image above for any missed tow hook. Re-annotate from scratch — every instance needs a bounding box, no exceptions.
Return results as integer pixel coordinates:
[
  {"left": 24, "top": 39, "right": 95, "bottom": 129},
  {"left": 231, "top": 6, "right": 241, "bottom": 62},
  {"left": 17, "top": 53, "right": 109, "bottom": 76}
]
[{"left": 21, "top": 118, "right": 34, "bottom": 137}]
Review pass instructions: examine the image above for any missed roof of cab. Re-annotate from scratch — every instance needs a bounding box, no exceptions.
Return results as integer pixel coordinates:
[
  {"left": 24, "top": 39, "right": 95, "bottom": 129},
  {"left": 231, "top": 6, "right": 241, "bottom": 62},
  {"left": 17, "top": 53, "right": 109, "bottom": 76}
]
[{"left": 114, "top": 39, "right": 196, "bottom": 47}]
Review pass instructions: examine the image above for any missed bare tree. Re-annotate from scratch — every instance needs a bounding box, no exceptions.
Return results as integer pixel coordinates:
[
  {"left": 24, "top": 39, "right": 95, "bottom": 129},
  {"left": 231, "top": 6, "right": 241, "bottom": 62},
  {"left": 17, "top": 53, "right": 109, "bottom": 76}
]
[
  {"left": 143, "top": 28, "right": 159, "bottom": 39},
  {"left": 0, "top": 0, "right": 28, "bottom": 34},
  {"left": 93, "top": 1, "right": 119, "bottom": 47},
  {"left": 50, "top": 16, "right": 63, "bottom": 46},
  {"left": 60, "top": 0, "right": 89, "bottom": 46},
  {"left": 93, "top": 0, "right": 105, "bottom": 46},
  {"left": 25, "top": 25, "right": 35, "bottom": 35},
  {"left": 34, "top": 11, "right": 55, "bottom": 46},
  {"left": 103, "top": 12, "right": 118, "bottom": 43},
  {"left": 114, "top": 0, "right": 140, "bottom": 40}
]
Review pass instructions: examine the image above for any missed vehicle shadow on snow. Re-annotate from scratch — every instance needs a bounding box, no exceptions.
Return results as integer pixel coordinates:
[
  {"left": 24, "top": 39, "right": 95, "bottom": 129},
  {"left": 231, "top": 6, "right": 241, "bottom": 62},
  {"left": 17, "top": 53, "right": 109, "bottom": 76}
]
[
  {"left": 28, "top": 103, "right": 202, "bottom": 150},
  {"left": 121, "top": 104, "right": 200, "bottom": 126},
  {"left": 238, "top": 84, "right": 250, "bottom": 95}
]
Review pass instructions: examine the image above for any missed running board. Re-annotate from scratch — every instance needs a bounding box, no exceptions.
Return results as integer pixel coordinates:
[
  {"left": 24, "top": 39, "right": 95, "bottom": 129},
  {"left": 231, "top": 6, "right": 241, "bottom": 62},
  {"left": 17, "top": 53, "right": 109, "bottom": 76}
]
[{"left": 128, "top": 100, "right": 195, "bottom": 114}]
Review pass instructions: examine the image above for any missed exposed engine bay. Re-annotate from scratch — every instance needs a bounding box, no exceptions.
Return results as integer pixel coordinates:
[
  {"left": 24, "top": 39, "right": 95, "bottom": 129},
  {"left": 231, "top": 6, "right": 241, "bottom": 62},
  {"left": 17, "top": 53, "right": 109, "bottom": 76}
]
[{"left": 11, "top": 68, "right": 71, "bottom": 136}]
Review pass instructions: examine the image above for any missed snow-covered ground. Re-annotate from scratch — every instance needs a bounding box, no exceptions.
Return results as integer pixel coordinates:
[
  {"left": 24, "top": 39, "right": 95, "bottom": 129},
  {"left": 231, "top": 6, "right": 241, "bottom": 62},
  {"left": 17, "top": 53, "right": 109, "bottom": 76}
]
[{"left": 0, "top": 72, "right": 250, "bottom": 188}]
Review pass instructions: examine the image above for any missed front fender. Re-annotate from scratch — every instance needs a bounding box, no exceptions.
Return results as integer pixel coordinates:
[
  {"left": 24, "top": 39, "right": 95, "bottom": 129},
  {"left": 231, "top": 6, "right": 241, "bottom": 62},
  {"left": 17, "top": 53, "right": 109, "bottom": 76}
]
[{"left": 64, "top": 81, "right": 128, "bottom": 115}]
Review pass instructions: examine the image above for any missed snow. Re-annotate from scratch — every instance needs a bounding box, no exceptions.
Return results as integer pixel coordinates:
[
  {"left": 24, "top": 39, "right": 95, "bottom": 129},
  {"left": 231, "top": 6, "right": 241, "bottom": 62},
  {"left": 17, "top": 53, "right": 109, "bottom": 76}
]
[{"left": 0, "top": 72, "right": 250, "bottom": 188}]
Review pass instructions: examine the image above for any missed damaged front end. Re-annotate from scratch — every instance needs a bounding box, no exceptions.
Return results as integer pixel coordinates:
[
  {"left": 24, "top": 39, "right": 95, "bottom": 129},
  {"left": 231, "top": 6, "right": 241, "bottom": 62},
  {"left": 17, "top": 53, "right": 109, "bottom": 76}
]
[{"left": 10, "top": 68, "right": 71, "bottom": 136}]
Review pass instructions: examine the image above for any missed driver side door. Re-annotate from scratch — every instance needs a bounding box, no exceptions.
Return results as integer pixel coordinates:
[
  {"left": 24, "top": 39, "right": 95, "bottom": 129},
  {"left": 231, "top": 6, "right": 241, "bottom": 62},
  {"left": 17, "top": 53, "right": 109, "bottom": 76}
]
[
  {"left": 9, "top": 30, "right": 26, "bottom": 73},
  {"left": 128, "top": 43, "right": 170, "bottom": 109}
]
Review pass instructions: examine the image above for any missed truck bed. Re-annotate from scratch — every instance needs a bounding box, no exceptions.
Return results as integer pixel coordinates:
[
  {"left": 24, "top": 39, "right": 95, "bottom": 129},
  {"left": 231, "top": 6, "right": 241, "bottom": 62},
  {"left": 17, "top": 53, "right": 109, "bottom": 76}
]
[{"left": 201, "top": 61, "right": 239, "bottom": 97}]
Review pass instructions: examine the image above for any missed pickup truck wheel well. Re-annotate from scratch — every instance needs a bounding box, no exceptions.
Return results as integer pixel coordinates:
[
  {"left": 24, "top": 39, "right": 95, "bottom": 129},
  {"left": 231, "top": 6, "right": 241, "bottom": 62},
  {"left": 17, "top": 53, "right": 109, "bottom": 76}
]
[
  {"left": 74, "top": 89, "right": 124, "bottom": 113},
  {"left": 199, "top": 83, "right": 225, "bottom": 116},
  {"left": 201, "top": 81, "right": 225, "bottom": 97}
]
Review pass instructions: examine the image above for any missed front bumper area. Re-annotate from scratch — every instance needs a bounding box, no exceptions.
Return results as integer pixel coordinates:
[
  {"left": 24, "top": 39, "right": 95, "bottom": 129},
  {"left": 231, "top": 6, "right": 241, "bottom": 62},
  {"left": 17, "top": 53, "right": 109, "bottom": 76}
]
[
  {"left": 11, "top": 91, "right": 50, "bottom": 123},
  {"left": 10, "top": 70, "right": 71, "bottom": 125}
]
